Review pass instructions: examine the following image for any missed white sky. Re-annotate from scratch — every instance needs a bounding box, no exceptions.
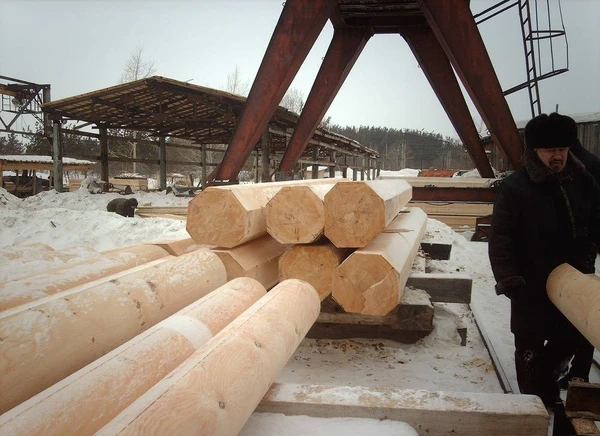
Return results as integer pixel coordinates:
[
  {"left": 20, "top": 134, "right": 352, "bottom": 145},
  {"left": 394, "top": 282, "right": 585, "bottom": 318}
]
[{"left": 1, "top": 0, "right": 599, "bottom": 139}]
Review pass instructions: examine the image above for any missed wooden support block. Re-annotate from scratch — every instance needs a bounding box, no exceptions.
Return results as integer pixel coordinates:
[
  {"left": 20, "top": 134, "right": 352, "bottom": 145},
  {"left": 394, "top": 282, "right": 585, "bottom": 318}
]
[
  {"left": 308, "top": 288, "right": 433, "bottom": 344},
  {"left": 419, "top": 241, "right": 452, "bottom": 260},
  {"left": 547, "top": 264, "right": 600, "bottom": 349},
  {"left": 153, "top": 238, "right": 206, "bottom": 256},
  {"left": 0, "top": 278, "right": 266, "bottom": 436},
  {"left": 570, "top": 418, "right": 600, "bottom": 435},
  {"left": 406, "top": 272, "right": 472, "bottom": 304},
  {"left": 332, "top": 207, "right": 427, "bottom": 315},
  {"left": 212, "top": 235, "right": 288, "bottom": 289},
  {"left": 324, "top": 179, "right": 413, "bottom": 248},
  {"left": 265, "top": 181, "right": 347, "bottom": 244},
  {"left": 278, "top": 241, "right": 352, "bottom": 300},
  {"left": 256, "top": 383, "right": 549, "bottom": 436},
  {"left": 0, "top": 250, "right": 227, "bottom": 414},
  {"left": 0, "top": 244, "right": 170, "bottom": 311},
  {"left": 565, "top": 380, "right": 600, "bottom": 420},
  {"left": 187, "top": 179, "right": 342, "bottom": 248},
  {"left": 97, "top": 279, "right": 321, "bottom": 436}
]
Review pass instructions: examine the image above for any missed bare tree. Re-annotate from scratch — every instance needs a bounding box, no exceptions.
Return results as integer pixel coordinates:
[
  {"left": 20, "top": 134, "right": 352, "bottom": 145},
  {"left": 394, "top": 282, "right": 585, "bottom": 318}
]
[
  {"left": 280, "top": 87, "right": 305, "bottom": 115},
  {"left": 225, "top": 65, "right": 249, "bottom": 96},
  {"left": 120, "top": 47, "right": 157, "bottom": 83}
]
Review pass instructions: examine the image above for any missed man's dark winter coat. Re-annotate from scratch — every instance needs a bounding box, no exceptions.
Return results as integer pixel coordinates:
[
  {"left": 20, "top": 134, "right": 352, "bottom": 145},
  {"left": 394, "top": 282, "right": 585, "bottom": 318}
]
[
  {"left": 107, "top": 198, "right": 138, "bottom": 217},
  {"left": 489, "top": 149, "right": 600, "bottom": 334}
]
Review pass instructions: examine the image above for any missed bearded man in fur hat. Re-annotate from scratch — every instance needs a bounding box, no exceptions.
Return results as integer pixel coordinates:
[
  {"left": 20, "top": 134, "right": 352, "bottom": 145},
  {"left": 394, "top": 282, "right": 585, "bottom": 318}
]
[{"left": 489, "top": 112, "right": 600, "bottom": 407}]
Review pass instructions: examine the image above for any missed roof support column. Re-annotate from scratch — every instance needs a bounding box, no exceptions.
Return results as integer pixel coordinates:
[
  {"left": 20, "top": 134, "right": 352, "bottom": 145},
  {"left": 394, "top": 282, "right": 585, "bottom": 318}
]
[
  {"left": 329, "top": 151, "right": 336, "bottom": 178},
  {"left": 278, "top": 25, "right": 372, "bottom": 171},
  {"left": 261, "top": 131, "right": 271, "bottom": 183},
  {"left": 312, "top": 146, "right": 320, "bottom": 179},
  {"left": 99, "top": 125, "right": 109, "bottom": 183},
  {"left": 401, "top": 25, "right": 494, "bottom": 178},
  {"left": 418, "top": 0, "right": 523, "bottom": 169},
  {"left": 159, "top": 136, "right": 167, "bottom": 191},
  {"left": 52, "top": 120, "right": 63, "bottom": 192},
  {"left": 201, "top": 144, "right": 207, "bottom": 189},
  {"left": 342, "top": 154, "right": 348, "bottom": 179},
  {"left": 216, "top": 0, "right": 337, "bottom": 181}
]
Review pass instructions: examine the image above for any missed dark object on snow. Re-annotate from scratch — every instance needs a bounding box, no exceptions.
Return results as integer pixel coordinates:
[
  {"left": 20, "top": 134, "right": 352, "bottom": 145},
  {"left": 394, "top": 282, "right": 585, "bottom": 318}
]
[{"left": 107, "top": 198, "right": 138, "bottom": 217}]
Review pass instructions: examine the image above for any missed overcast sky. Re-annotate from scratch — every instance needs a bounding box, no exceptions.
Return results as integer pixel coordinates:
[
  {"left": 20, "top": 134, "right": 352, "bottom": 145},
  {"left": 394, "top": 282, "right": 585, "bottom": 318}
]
[{"left": 1, "top": 0, "right": 598, "bottom": 139}]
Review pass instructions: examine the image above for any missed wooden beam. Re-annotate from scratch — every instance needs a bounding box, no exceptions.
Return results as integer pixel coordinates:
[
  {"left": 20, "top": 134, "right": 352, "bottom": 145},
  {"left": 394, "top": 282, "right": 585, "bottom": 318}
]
[
  {"left": 256, "top": 383, "right": 549, "bottom": 436},
  {"left": 265, "top": 180, "right": 348, "bottom": 244},
  {"left": 0, "top": 244, "right": 169, "bottom": 311},
  {"left": 547, "top": 264, "right": 600, "bottom": 349},
  {"left": 332, "top": 208, "right": 427, "bottom": 315},
  {"left": 0, "top": 250, "right": 227, "bottom": 414},
  {"left": 0, "top": 278, "right": 266, "bottom": 435},
  {"left": 278, "top": 241, "right": 352, "bottom": 300},
  {"left": 565, "top": 380, "right": 600, "bottom": 420},
  {"left": 406, "top": 272, "right": 472, "bottom": 304},
  {"left": 419, "top": 242, "right": 452, "bottom": 260},
  {"left": 97, "top": 279, "right": 320, "bottom": 436},
  {"left": 212, "top": 235, "right": 288, "bottom": 289},
  {"left": 324, "top": 179, "right": 412, "bottom": 248}
]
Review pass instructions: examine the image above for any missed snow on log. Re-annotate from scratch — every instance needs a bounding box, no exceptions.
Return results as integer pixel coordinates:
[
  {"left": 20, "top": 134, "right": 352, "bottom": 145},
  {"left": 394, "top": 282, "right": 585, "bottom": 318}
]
[
  {"left": 265, "top": 180, "right": 347, "bottom": 244},
  {"left": 332, "top": 208, "right": 427, "bottom": 316},
  {"left": 0, "top": 244, "right": 170, "bottom": 311},
  {"left": 0, "top": 250, "right": 227, "bottom": 414},
  {"left": 0, "top": 278, "right": 265, "bottom": 436},
  {"left": 212, "top": 235, "right": 288, "bottom": 289},
  {"left": 324, "top": 179, "right": 412, "bottom": 248},
  {"left": 279, "top": 241, "right": 352, "bottom": 300},
  {"left": 187, "top": 179, "right": 342, "bottom": 248},
  {"left": 547, "top": 263, "right": 600, "bottom": 349},
  {"left": 97, "top": 279, "right": 320, "bottom": 436}
]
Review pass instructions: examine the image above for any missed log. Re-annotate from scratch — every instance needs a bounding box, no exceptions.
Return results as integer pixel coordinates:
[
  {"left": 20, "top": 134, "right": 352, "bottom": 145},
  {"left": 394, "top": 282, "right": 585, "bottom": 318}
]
[
  {"left": 0, "top": 244, "right": 170, "bottom": 311},
  {"left": 278, "top": 241, "right": 352, "bottom": 300},
  {"left": 0, "top": 278, "right": 265, "bottom": 436},
  {"left": 97, "top": 279, "right": 320, "bottom": 436},
  {"left": 0, "top": 243, "right": 54, "bottom": 261},
  {"left": 324, "top": 179, "right": 413, "bottom": 248},
  {"left": 265, "top": 181, "right": 347, "bottom": 244},
  {"left": 212, "top": 235, "right": 288, "bottom": 289},
  {"left": 153, "top": 238, "right": 205, "bottom": 256},
  {"left": 332, "top": 208, "right": 428, "bottom": 315},
  {"left": 187, "top": 179, "right": 342, "bottom": 248},
  {"left": 547, "top": 264, "right": 600, "bottom": 349},
  {"left": 256, "top": 383, "right": 549, "bottom": 436},
  {"left": 0, "top": 250, "right": 227, "bottom": 414}
]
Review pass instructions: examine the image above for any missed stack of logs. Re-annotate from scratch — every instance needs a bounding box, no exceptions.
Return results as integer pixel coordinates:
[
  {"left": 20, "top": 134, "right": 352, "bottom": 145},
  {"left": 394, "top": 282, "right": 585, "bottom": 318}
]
[{"left": 0, "top": 178, "right": 431, "bottom": 435}]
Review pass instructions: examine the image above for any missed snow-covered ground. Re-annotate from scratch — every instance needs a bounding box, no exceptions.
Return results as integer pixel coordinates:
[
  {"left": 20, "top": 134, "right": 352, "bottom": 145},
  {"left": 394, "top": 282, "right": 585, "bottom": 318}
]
[{"left": 0, "top": 180, "right": 597, "bottom": 434}]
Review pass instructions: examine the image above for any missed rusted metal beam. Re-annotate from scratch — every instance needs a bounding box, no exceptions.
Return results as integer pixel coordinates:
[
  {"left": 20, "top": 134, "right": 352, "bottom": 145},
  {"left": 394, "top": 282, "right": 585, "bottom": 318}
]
[
  {"left": 279, "top": 26, "right": 372, "bottom": 172},
  {"left": 216, "top": 0, "right": 337, "bottom": 181},
  {"left": 401, "top": 25, "right": 494, "bottom": 178},
  {"left": 418, "top": 0, "right": 524, "bottom": 169},
  {"left": 412, "top": 187, "right": 496, "bottom": 202}
]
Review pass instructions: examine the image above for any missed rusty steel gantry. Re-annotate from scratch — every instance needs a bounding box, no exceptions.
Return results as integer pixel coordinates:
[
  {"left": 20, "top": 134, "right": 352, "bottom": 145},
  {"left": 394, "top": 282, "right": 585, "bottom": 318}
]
[{"left": 215, "top": 0, "right": 526, "bottom": 183}]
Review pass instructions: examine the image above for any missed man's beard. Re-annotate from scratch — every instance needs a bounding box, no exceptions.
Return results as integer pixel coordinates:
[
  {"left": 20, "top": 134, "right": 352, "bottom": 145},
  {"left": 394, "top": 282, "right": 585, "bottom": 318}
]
[{"left": 549, "top": 159, "right": 565, "bottom": 172}]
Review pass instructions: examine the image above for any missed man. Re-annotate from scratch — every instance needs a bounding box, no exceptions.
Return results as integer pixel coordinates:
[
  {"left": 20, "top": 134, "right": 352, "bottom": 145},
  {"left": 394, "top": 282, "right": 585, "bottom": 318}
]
[
  {"left": 489, "top": 112, "right": 600, "bottom": 407},
  {"left": 107, "top": 197, "right": 138, "bottom": 217}
]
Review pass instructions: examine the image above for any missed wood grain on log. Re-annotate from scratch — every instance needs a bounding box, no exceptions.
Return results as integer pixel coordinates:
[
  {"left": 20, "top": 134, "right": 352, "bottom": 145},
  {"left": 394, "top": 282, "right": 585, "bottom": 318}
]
[{"left": 324, "top": 179, "right": 412, "bottom": 248}]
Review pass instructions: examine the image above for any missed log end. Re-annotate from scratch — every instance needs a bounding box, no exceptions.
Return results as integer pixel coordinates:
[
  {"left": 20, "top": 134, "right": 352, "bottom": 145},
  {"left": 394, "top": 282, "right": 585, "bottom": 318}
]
[
  {"left": 186, "top": 189, "right": 247, "bottom": 248},
  {"left": 266, "top": 186, "right": 325, "bottom": 244},
  {"left": 332, "top": 253, "right": 400, "bottom": 316},
  {"left": 324, "top": 183, "right": 385, "bottom": 248}
]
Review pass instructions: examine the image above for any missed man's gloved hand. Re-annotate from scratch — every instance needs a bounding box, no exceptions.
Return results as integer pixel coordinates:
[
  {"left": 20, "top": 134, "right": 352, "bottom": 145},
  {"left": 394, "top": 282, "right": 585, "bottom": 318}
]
[{"left": 495, "top": 275, "right": 533, "bottom": 304}]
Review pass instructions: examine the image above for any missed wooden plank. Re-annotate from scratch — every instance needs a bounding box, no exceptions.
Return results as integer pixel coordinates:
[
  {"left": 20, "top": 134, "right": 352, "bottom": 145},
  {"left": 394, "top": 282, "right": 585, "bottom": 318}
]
[
  {"left": 570, "top": 418, "right": 600, "bottom": 435},
  {"left": 409, "top": 201, "right": 493, "bottom": 216},
  {"left": 406, "top": 272, "right": 472, "bottom": 304},
  {"left": 136, "top": 206, "right": 188, "bottom": 216},
  {"left": 378, "top": 175, "right": 496, "bottom": 188},
  {"left": 419, "top": 242, "right": 452, "bottom": 260},
  {"left": 565, "top": 380, "right": 600, "bottom": 420},
  {"left": 256, "top": 383, "right": 549, "bottom": 436}
]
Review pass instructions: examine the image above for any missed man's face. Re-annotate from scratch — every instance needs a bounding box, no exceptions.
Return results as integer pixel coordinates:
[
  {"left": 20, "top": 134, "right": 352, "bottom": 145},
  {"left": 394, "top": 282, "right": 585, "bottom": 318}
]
[{"left": 534, "top": 147, "right": 569, "bottom": 172}]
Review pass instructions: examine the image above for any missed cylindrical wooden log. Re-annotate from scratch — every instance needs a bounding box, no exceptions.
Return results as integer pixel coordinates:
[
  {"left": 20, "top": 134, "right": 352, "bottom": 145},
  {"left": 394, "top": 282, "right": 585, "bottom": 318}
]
[
  {"left": 0, "top": 243, "right": 54, "bottom": 261},
  {"left": 97, "top": 279, "right": 320, "bottom": 436},
  {"left": 332, "top": 208, "right": 427, "bottom": 315},
  {"left": 212, "top": 235, "right": 288, "bottom": 289},
  {"left": 324, "top": 179, "right": 413, "bottom": 248},
  {"left": 187, "top": 179, "right": 343, "bottom": 248},
  {"left": 0, "top": 244, "right": 170, "bottom": 311},
  {"left": 0, "top": 250, "right": 227, "bottom": 414},
  {"left": 547, "top": 263, "right": 600, "bottom": 349},
  {"left": 279, "top": 241, "right": 352, "bottom": 300},
  {"left": 265, "top": 181, "right": 347, "bottom": 244},
  {"left": 0, "top": 278, "right": 265, "bottom": 436},
  {"left": 153, "top": 238, "right": 205, "bottom": 256}
]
